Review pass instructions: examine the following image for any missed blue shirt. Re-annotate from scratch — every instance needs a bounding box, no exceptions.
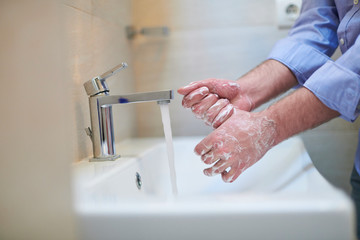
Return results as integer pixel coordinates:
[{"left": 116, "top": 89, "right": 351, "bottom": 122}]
[{"left": 268, "top": 0, "right": 360, "bottom": 172}]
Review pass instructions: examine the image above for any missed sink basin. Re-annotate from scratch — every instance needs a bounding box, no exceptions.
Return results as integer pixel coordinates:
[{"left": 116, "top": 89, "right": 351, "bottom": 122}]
[{"left": 73, "top": 136, "right": 355, "bottom": 240}]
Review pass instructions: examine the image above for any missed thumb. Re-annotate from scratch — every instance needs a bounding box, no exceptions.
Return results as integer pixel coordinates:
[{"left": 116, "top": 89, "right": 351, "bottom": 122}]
[
  {"left": 178, "top": 78, "right": 221, "bottom": 95},
  {"left": 178, "top": 79, "right": 240, "bottom": 99},
  {"left": 177, "top": 81, "right": 206, "bottom": 95}
]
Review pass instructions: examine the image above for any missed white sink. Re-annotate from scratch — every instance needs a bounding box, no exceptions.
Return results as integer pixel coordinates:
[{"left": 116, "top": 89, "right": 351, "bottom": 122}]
[{"left": 73, "top": 137, "right": 355, "bottom": 240}]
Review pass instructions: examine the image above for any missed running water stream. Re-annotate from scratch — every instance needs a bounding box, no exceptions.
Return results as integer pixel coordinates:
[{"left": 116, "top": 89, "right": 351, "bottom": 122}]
[{"left": 159, "top": 102, "right": 178, "bottom": 196}]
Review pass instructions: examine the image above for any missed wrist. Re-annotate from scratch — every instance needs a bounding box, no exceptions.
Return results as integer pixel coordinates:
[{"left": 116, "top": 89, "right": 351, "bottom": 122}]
[
  {"left": 236, "top": 76, "right": 260, "bottom": 111},
  {"left": 237, "top": 60, "right": 297, "bottom": 110},
  {"left": 260, "top": 107, "right": 282, "bottom": 147},
  {"left": 260, "top": 87, "right": 340, "bottom": 147},
  {"left": 252, "top": 110, "right": 278, "bottom": 151}
]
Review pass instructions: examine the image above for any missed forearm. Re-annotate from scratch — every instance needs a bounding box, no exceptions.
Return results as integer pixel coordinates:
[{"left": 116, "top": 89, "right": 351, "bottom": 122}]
[
  {"left": 264, "top": 87, "right": 340, "bottom": 146},
  {"left": 238, "top": 59, "right": 298, "bottom": 109}
]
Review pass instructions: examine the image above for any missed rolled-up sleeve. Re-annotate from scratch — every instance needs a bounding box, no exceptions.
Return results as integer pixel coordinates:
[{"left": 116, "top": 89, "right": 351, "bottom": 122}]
[
  {"left": 268, "top": 0, "right": 360, "bottom": 121},
  {"left": 269, "top": 39, "right": 333, "bottom": 85},
  {"left": 268, "top": 1, "right": 339, "bottom": 85},
  {"left": 304, "top": 35, "right": 360, "bottom": 121}
]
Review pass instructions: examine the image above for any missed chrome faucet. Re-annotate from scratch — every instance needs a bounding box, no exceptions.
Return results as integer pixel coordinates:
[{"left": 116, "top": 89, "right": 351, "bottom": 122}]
[{"left": 83, "top": 62, "right": 173, "bottom": 161}]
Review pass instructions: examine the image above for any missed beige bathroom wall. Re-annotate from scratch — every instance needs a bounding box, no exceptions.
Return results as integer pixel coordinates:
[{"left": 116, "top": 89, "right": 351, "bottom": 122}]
[
  {"left": 0, "top": 1, "right": 76, "bottom": 239},
  {"left": 132, "top": 0, "right": 277, "bottom": 30},
  {"left": 131, "top": 0, "right": 286, "bottom": 137},
  {"left": 0, "top": 0, "right": 137, "bottom": 239},
  {"left": 131, "top": 0, "right": 358, "bottom": 193},
  {"left": 62, "top": 0, "right": 137, "bottom": 161}
]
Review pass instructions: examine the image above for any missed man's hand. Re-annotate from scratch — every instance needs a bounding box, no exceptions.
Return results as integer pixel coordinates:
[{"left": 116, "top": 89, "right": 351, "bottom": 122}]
[
  {"left": 194, "top": 109, "right": 277, "bottom": 183},
  {"left": 177, "top": 60, "right": 298, "bottom": 128},
  {"left": 177, "top": 78, "right": 254, "bottom": 128}
]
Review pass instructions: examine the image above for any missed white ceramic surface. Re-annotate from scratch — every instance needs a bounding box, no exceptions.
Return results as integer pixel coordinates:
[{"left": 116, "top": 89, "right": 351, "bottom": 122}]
[{"left": 73, "top": 137, "right": 355, "bottom": 240}]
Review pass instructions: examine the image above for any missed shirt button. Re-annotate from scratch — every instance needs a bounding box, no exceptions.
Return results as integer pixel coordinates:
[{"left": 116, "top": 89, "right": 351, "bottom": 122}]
[
  {"left": 355, "top": 0, "right": 359, "bottom": 4},
  {"left": 340, "top": 38, "right": 345, "bottom": 45}
]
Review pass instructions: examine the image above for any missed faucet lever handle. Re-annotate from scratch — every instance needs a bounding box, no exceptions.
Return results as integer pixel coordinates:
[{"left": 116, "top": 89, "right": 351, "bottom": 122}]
[
  {"left": 83, "top": 62, "right": 128, "bottom": 96},
  {"left": 98, "top": 62, "right": 128, "bottom": 80}
]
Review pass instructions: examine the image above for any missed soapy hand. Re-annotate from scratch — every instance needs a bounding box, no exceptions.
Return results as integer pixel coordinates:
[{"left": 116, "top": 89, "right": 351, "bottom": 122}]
[
  {"left": 177, "top": 79, "right": 253, "bottom": 128},
  {"left": 194, "top": 109, "right": 277, "bottom": 183}
]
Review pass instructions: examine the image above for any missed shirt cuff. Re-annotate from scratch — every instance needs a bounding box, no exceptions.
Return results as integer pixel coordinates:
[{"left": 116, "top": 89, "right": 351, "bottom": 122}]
[
  {"left": 268, "top": 38, "right": 331, "bottom": 85},
  {"left": 304, "top": 60, "right": 360, "bottom": 122}
]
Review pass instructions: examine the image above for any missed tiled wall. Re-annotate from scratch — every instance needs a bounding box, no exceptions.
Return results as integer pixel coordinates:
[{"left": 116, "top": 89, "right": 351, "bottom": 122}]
[
  {"left": 131, "top": 0, "right": 288, "bottom": 137},
  {"left": 131, "top": 0, "right": 359, "bottom": 193},
  {"left": 0, "top": 0, "right": 137, "bottom": 238},
  {"left": 0, "top": 1, "right": 76, "bottom": 239}
]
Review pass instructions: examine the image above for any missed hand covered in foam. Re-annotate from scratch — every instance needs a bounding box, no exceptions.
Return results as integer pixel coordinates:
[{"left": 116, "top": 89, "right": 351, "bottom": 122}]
[
  {"left": 194, "top": 109, "right": 277, "bottom": 183},
  {"left": 177, "top": 79, "right": 253, "bottom": 128}
]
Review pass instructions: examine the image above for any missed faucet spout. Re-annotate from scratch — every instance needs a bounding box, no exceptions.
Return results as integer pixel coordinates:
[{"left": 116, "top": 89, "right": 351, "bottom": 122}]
[
  {"left": 86, "top": 89, "right": 174, "bottom": 161},
  {"left": 98, "top": 90, "right": 173, "bottom": 107}
]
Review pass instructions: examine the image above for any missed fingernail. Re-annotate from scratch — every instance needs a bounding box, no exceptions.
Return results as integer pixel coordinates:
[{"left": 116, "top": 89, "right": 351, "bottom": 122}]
[
  {"left": 194, "top": 149, "right": 200, "bottom": 155},
  {"left": 203, "top": 170, "right": 211, "bottom": 176},
  {"left": 200, "top": 149, "right": 208, "bottom": 155},
  {"left": 224, "top": 178, "right": 232, "bottom": 183}
]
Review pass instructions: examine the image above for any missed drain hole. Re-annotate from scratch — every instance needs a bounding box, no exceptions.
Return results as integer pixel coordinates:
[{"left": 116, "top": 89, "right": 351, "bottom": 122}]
[{"left": 135, "top": 172, "right": 142, "bottom": 190}]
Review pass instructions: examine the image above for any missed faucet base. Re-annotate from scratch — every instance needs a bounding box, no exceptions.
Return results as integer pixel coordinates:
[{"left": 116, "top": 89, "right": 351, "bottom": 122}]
[{"left": 89, "top": 154, "right": 121, "bottom": 162}]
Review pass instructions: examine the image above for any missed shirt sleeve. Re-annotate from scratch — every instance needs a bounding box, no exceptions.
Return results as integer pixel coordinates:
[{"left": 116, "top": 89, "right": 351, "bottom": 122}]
[
  {"left": 268, "top": 1, "right": 360, "bottom": 121},
  {"left": 268, "top": 0, "right": 339, "bottom": 85},
  {"left": 304, "top": 35, "right": 360, "bottom": 122}
]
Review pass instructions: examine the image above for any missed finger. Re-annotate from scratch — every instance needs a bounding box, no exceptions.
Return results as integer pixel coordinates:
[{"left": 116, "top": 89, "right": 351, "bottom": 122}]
[
  {"left": 177, "top": 79, "right": 215, "bottom": 96},
  {"left": 191, "top": 94, "right": 218, "bottom": 119},
  {"left": 194, "top": 134, "right": 214, "bottom": 156},
  {"left": 204, "top": 99, "right": 229, "bottom": 126},
  {"left": 203, "top": 159, "right": 231, "bottom": 177},
  {"left": 221, "top": 162, "right": 245, "bottom": 183},
  {"left": 178, "top": 79, "right": 240, "bottom": 99},
  {"left": 212, "top": 104, "right": 234, "bottom": 128},
  {"left": 201, "top": 151, "right": 218, "bottom": 165},
  {"left": 182, "top": 86, "right": 209, "bottom": 108},
  {"left": 178, "top": 81, "right": 203, "bottom": 95}
]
